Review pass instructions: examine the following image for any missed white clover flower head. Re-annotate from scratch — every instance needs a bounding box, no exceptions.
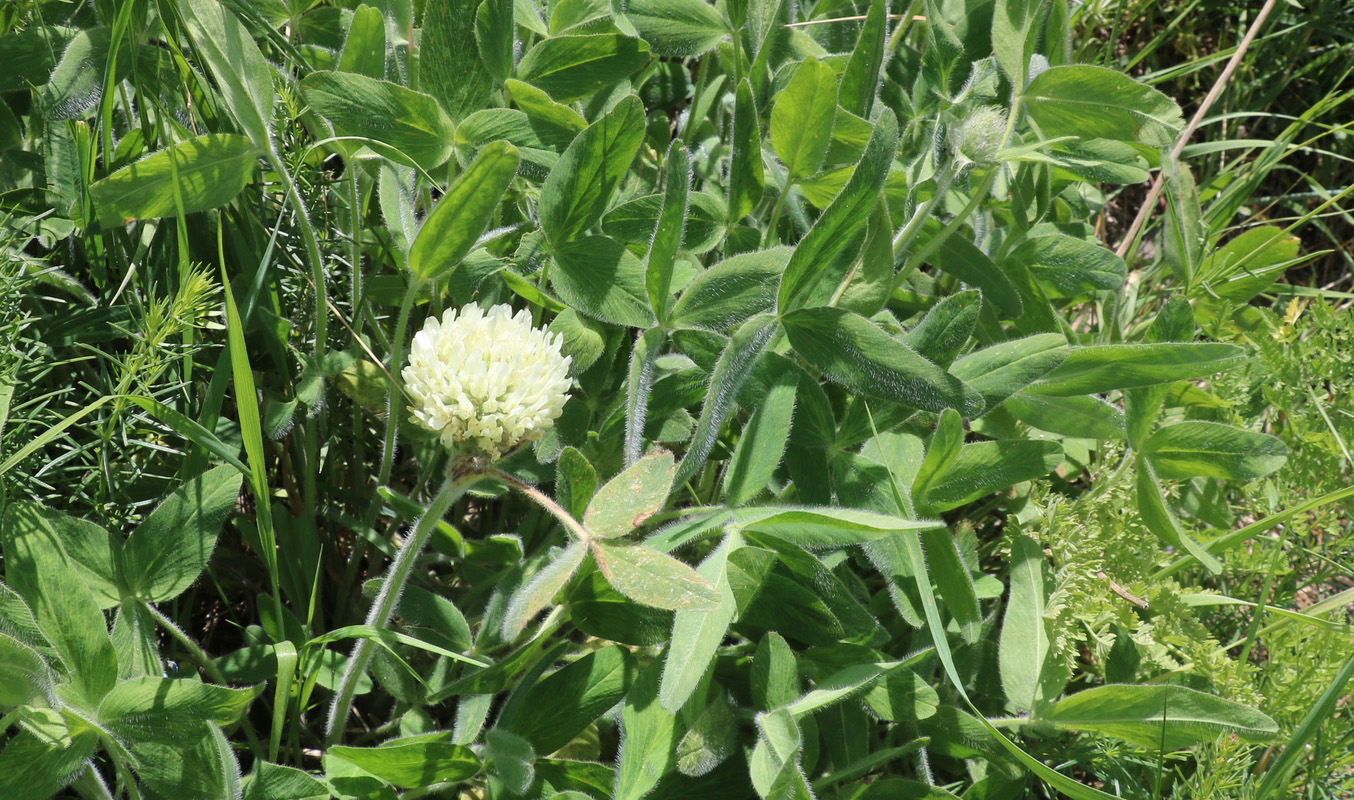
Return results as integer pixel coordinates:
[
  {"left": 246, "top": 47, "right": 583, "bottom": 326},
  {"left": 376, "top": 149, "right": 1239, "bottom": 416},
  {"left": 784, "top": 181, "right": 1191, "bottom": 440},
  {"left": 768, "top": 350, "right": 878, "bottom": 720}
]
[{"left": 402, "top": 303, "right": 572, "bottom": 461}]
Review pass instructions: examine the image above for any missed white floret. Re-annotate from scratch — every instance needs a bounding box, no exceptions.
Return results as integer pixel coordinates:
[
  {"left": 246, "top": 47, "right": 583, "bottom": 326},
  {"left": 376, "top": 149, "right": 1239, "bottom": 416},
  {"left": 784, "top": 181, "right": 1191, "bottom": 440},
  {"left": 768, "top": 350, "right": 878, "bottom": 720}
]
[{"left": 402, "top": 304, "right": 572, "bottom": 460}]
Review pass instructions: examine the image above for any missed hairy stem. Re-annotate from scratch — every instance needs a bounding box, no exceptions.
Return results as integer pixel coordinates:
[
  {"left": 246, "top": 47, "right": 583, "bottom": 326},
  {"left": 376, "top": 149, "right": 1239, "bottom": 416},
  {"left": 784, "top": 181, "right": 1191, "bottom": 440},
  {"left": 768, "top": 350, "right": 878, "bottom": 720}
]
[{"left": 326, "top": 466, "right": 482, "bottom": 744}]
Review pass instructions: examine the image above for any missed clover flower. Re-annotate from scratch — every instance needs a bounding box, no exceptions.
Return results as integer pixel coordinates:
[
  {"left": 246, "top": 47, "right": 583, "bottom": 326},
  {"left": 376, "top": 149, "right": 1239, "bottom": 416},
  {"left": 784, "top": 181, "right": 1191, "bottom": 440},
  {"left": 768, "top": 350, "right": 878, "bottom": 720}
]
[
  {"left": 949, "top": 106, "right": 1008, "bottom": 167},
  {"left": 402, "top": 303, "right": 572, "bottom": 460}
]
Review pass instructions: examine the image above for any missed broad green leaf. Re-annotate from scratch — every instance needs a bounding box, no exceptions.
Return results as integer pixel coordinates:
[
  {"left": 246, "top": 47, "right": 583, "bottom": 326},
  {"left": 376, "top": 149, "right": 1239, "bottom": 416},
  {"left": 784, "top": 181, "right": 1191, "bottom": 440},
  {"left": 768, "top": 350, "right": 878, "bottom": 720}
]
[
  {"left": 922, "top": 440, "right": 1063, "bottom": 511},
  {"left": 540, "top": 95, "right": 645, "bottom": 245},
  {"left": 0, "top": 25, "right": 74, "bottom": 93},
  {"left": 0, "top": 584, "right": 45, "bottom": 652},
  {"left": 323, "top": 751, "right": 394, "bottom": 798},
  {"left": 409, "top": 140, "right": 520, "bottom": 281},
  {"left": 423, "top": 0, "right": 494, "bottom": 121},
  {"left": 301, "top": 71, "right": 456, "bottom": 172},
  {"left": 950, "top": 333, "right": 1069, "bottom": 411},
  {"left": 836, "top": 197, "right": 895, "bottom": 316},
  {"left": 992, "top": 0, "right": 1043, "bottom": 88},
  {"left": 862, "top": 669, "right": 940, "bottom": 722},
  {"left": 0, "top": 632, "right": 51, "bottom": 706},
  {"left": 0, "top": 728, "right": 98, "bottom": 798},
  {"left": 750, "top": 708, "right": 812, "bottom": 800},
  {"left": 782, "top": 307, "right": 982, "bottom": 414},
  {"left": 732, "top": 538, "right": 882, "bottom": 646},
  {"left": 503, "top": 542, "right": 587, "bottom": 638},
  {"left": 603, "top": 190, "right": 726, "bottom": 254},
  {"left": 135, "top": 727, "right": 243, "bottom": 800},
  {"left": 100, "top": 677, "right": 260, "bottom": 740},
  {"left": 1143, "top": 421, "right": 1288, "bottom": 482},
  {"left": 244, "top": 761, "right": 330, "bottom": 800},
  {"left": 659, "top": 533, "right": 741, "bottom": 711},
  {"left": 911, "top": 409, "right": 964, "bottom": 505},
  {"left": 1006, "top": 234, "right": 1127, "bottom": 297},
  {"left": 557, "top": 446, "right": 599, "bottom": 519},
  {"left": 1026, "top": 342, "right": 1247, "bottom": 396},
  {"left": 180, "top": 0, "right": 275, "bottom": 147},
  {"left": 1135, "top": 457, "right": 1223, "bottom": 574},
  {"left": 550, "top": 309, "right": 607, "bottom": 376},
  {"left": 1, "top": 502, "right": 118, "bottom": 708},
  {"left": 338, "top": 4, "right": 387, "bottom": 79},
  {"left": 592, "top": 541, "right": 722, "bottom": 611},
  {"left": 778, "top": 109, "right": 898, "bottom": 311},
  {"left": 398, "top": 585, "right": 473, "bottom": 652},
  {"left": 616, "top": 659, "right": 680, "bottom": 800},
  {"left": 723, "top": 371, "right": 797, "bottom": 506},
  {"left": 486, "top": 728, "right": 535, "bottom": 795},
  {"left": 785, "top": 661, "right": 893, "bottom": 717},
  {"left": 918, "top": 226, "right": 1024, "bottom": 318},
  {"left": 900, "top": 291, "right": 982, "bottom": 368},
  {"left": 752, "top": 632, "right": 800, "bottom": 710},
  {"left": 998, "top": 535, "right": 1065, "bottom": 712},
  {"left": 1162, "top": 161, "right": 1205, "bottom": 283},
  {"left": 569, "top": 570, "right": 674, "bottom": 646},
  {"left": 648, "top": 139, "right": 690, "bottom": 319},
  {"left": 112, "top": 599, "right": 161, "bottom": 678},
  {"left": 1192, "top": 226, "right": 1301, "bottom": 302},
  {"left": 670, "top": 247, "right": 789, "bottom": 332},
  {"left": 1023, "top": 65, "right": 1185, "bottom": 148},
  {"left": 770, "top": 57, "right": 838, "bottom": 180},
  {"left": 122, "top": 465, "right": 243, "bottom": 602},
  {"left": 585, "top": 450, "right": 676, "bottom": 539},
  {"left": 1005, "top": 392, "right": 1127, "bottom": 439},
  {"left": 87, "top": 134, "right": 258, "bottom": 227},
  {"left": 1039, "top": 684, "right": 1278, "bottom": 750},
  {"left": 728, "top": 79, "right": 765, "bottom": 221},
  {"left": 329, "top": 733, "right": 481, "bottom": 788},
  {"left": 626, "top": 0, "right": 730, "bottom": 56},
  {"left": 517, "top": 34, "right": 650, "bottom": 102},
  {"left": 504, "top": 78, "right": 589, "bottom": 134},
  {"left": 23, "top": 507, "right": 120, "bottom": 609},
  {"left": 921, "top": 525, "right": 982, "bottom": 643},
  {"left": 675, "top": 314, "right": 781, "bottom": 486},
  {"left": 675, "top": 693, "right": 738, "bottom": 777},
  {"left": 838, "top": 0, "right": 887, "bottom": 116},
  {"left": 507, "top": 646, "right": 636, "bottom": 754},
  {"left": 476, "top": 0, "right": 516, "bottom": 83},
  {"left": 551, "top": 235, "right": 656, "bottom": 328}
]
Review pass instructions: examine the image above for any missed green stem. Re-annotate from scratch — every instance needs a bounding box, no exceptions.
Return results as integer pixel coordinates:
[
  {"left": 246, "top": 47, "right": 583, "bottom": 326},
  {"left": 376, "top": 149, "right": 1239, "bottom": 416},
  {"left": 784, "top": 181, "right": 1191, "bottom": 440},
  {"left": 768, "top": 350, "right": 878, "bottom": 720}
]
[
  {"left": 761, "top": 175, "right": 794, "bottom": 248},
  {"left": 489, "top": 468, "right": 591, "bottom": 543},
  {"left": 141, "top": 602, "right": 227, "bottom": 685},
  {"left": 326, "top": 467, "right": 482, "bottom": 744},
  {"left": 339, "top": 276, "right": 423, "bottom": 609}
]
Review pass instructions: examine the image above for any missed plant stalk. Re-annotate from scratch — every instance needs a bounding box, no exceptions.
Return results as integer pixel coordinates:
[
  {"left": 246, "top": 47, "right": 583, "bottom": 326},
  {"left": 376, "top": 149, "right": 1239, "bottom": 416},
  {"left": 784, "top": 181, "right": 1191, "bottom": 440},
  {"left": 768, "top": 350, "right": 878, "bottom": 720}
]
[{"left": 326, "top": 466, "right": 481, "bottom": 744}]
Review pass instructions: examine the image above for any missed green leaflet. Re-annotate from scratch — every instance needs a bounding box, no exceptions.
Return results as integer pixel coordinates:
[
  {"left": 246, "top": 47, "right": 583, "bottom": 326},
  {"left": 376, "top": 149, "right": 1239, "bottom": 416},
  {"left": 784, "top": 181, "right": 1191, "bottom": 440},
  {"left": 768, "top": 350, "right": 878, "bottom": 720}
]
[{"left": 87, "top": 134, "right": 258, "bottom": 226}]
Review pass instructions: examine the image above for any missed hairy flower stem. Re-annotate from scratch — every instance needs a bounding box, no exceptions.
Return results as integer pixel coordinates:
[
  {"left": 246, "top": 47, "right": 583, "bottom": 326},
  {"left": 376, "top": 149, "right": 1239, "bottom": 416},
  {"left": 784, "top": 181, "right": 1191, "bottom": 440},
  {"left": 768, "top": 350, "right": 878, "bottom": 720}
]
[
  {"left": 489, "top": 468, "right": 591, "bottom": 543},
  {"left": 326, "top": 467, "right": 482, "bottom": 744}
]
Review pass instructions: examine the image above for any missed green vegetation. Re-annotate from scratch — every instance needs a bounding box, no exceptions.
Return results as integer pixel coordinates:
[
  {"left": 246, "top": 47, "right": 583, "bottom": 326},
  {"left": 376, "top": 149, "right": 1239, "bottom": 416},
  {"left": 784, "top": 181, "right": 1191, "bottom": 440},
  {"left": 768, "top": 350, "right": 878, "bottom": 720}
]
[{"left": 1, "top": 0, "right": 1351, "bottom": 797}]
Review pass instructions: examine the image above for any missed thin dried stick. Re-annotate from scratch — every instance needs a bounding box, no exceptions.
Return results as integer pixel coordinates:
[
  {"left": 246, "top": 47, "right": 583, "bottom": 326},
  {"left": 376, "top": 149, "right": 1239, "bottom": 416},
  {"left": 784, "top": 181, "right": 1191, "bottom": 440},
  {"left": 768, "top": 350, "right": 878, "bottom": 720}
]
[{"left": 1114, "top": 0, "right": 1281, "bottom": 261}]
